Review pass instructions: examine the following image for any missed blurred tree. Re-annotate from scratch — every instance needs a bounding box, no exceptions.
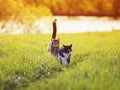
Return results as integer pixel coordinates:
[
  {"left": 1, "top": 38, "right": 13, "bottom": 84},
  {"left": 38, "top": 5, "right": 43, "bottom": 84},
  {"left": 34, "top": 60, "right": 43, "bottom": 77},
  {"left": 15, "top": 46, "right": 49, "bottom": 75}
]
[
  {"left": 0, "top": 0, "right": 18, "bottom": 20},
  {"left": 112, "top": 0, "right": 120, "bottom": 18},
  {"left": 0, "top": 0, "right": 120, "bottom": 21}
]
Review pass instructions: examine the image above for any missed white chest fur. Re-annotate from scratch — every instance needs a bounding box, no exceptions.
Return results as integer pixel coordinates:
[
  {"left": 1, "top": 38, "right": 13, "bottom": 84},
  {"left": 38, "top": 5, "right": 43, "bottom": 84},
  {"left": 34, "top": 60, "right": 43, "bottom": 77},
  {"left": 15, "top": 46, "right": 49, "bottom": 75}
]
[{"left": 58, "top": 52, "right": 71, "bottom": 65}]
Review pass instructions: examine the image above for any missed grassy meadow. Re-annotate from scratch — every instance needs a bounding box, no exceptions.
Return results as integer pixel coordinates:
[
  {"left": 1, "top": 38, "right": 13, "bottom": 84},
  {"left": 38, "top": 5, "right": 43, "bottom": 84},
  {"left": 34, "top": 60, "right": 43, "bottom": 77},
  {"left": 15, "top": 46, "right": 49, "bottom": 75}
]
[{"left": 0, "top": 31, "right": 120, "bottom": 90}]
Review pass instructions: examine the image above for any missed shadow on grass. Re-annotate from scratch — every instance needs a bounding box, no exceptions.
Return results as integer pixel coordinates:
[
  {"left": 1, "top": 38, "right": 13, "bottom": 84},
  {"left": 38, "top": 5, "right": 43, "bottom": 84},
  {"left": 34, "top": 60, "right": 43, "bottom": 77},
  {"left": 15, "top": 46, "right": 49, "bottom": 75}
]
[{"left": 70, "top": 53, "right": 90, "bottom": 68}]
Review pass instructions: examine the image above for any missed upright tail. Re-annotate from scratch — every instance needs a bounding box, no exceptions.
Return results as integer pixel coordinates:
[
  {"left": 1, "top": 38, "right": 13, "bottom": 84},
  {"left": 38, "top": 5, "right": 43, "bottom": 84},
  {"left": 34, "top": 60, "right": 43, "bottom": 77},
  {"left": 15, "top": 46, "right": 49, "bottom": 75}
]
[{"left": 52, "top": 19, "right": 57, "bottom": 39}]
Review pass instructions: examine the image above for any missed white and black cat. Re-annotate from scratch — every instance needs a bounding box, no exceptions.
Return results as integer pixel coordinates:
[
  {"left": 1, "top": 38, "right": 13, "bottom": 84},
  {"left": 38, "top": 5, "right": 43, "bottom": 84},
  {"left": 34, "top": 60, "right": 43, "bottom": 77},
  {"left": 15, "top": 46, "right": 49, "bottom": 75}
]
[
  {"left": 48, "top": 19, "right": 72, "bottom": 65},
  {"left": 58, "top": 44, "right": 72, "bottom": 65}
]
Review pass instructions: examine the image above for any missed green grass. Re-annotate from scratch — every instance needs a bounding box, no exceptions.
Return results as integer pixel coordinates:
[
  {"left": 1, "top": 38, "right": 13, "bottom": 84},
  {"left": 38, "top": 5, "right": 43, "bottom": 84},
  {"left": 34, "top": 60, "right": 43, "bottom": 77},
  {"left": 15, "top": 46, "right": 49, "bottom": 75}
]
[{"left": 0, "top": 31, "right": 120, "bottom": 90}]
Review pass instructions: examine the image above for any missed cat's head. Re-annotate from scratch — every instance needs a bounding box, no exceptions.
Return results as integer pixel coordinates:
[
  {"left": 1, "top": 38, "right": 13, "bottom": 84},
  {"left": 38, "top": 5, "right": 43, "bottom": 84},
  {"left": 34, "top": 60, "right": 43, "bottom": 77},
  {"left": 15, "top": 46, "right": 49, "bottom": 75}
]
[
  {"left": 51, "top": 38, "right": 60, "bottom": 46},
  {"left": 62, "top": 44, "right": 72, "bottom": 54}
]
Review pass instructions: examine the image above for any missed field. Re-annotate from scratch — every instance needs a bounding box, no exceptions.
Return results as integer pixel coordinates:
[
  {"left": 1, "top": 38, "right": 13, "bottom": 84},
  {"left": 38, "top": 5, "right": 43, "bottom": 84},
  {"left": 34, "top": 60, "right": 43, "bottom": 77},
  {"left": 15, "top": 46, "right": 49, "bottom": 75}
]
[{"left": 0, "top": 31, "right": 120, "bottom": 90}]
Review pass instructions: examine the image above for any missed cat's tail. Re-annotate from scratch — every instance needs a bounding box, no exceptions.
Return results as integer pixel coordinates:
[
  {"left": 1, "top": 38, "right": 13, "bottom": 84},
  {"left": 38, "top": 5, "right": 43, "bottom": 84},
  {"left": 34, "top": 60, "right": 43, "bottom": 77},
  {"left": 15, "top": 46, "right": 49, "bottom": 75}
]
[{"left": 52, "top": 19, "right": 57, "bottom": 39}]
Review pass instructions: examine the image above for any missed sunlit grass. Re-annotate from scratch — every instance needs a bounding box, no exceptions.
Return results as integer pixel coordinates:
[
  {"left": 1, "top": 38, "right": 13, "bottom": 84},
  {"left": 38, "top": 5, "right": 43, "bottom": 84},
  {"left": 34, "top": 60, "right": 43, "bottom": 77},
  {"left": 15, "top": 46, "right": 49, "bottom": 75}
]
[{"left": 0, "top": 31, "right": 120, "bottom": 90}]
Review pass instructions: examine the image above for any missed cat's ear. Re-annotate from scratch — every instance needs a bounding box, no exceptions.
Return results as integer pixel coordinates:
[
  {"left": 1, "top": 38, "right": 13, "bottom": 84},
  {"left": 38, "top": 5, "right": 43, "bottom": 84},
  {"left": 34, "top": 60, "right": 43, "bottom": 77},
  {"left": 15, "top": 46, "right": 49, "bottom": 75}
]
[
  {"left": 70, "top": 44, "right": 72, "bottom": 47},
  {"left": 63, "top": 44, "right": 65, "bottom": 47},
  {"left": 58, "top": 38, "right": 60, "bottom": 41},
  {"left": 62, "top": 45, "right": 65, "bottom": 49}
]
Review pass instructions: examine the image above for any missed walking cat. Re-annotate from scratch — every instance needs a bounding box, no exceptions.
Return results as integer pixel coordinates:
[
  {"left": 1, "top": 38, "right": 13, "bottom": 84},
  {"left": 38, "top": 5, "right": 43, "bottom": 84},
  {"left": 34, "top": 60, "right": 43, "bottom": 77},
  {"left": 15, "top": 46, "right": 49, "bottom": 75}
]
[
  {"left": 48, "top": 19, "right": 59, "bottom": 57},
  {"left": 48, "top": 19, "right": 72, "bottom": 65},
  {"left": 58, "top": 44, "right": 72, "bottom": 65}
]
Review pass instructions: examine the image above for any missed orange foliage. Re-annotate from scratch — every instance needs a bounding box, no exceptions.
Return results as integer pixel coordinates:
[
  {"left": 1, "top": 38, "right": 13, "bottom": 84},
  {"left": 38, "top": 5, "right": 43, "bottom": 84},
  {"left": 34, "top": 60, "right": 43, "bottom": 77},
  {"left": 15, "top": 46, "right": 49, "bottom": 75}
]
[
  {"left": 0, "top": 0, "right": 120, "bottom": 21},
  {"left": 0, "top": 0, "right": 52, "bottom": 21}
]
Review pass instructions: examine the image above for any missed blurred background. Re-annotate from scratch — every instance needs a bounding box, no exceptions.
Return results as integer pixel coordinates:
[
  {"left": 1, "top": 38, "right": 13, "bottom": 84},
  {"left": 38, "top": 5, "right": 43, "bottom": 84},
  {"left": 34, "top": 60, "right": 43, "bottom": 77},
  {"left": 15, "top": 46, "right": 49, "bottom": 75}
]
[{"left": 0, "top": 0, "right": 120, "bottom": 34}]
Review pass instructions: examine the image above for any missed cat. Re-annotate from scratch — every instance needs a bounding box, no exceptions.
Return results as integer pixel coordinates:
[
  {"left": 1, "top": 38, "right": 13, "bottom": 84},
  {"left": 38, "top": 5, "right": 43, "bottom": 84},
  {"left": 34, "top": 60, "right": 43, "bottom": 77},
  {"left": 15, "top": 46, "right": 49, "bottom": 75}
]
[
  {"left": 48, "top": 19, "right": 59, "bottom": 57},
  {"left": 58, "top": 44, "right": 72, "bottom": 65},
  {"left": 48, "top": 19, "right": 72, "bottom": 65},
  {"left": 48, "top": 38, "right": 60, "bottom": 57}
]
